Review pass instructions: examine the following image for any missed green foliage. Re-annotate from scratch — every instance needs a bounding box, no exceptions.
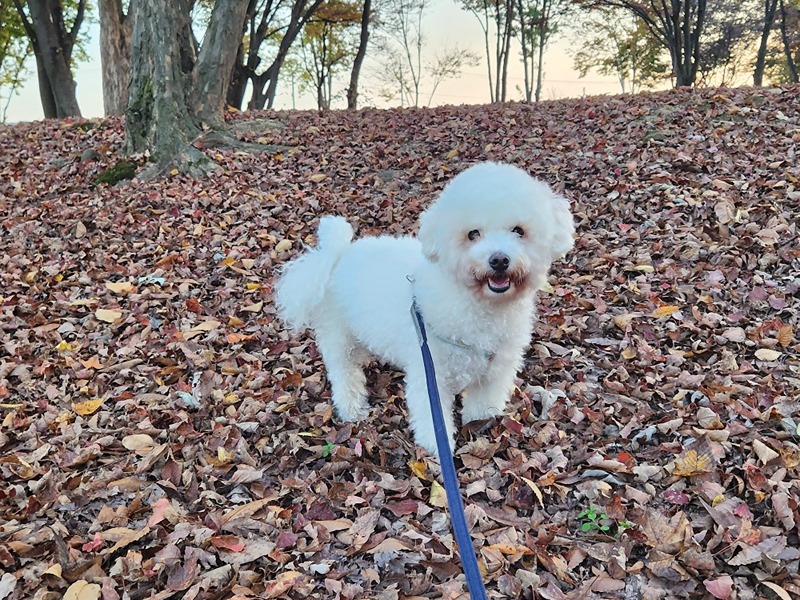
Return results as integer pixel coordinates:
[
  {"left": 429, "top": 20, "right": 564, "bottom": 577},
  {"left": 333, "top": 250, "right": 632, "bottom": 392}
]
[
  {"left": 578, "top": 507, "right": 633, "bottom": 537},
  {"left": 96, "top": 160, "right": 138, "bottom": 185},
  {"left": 763, "top": 0, "right": 800, "bottom": 83},
  {"left": 0, "top": 0, "right": 32, "bottom": 120},
  {"left": 299, "top": 0, "right": 363, "bottom": 108},
  {"left": 572, "top": 7, "right": 669, "bottom": 94},
  {"left": 2, "top": 0, "right": 93, "bottom": 119},
  {"left": 322, "top": 442, "right": 335, "bottom": 457}
]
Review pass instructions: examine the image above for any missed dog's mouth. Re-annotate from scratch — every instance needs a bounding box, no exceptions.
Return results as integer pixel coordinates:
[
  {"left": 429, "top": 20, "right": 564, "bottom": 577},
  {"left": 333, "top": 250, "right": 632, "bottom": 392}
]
[{"left": 487, "top": 273, "right": 512, "bottom": 294}]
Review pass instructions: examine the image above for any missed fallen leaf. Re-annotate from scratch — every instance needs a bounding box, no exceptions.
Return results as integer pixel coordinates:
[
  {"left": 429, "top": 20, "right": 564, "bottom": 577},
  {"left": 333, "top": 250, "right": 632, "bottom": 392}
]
[
  {"left": 776, "top": 324, "right": 793, "bottom": 348},
  {"left": 122, "top": 434, "right": 156, "bottom": 455},
  {"left": 105, "top": 281, "right": 134, "bottom": 294},
  {"left": 63, "top": 580, "right": 101, "bottom": 600},
  {"left": 673, "top": 450, "right": 712, "bottom": 477},
  {"left": 755, "top": 348, "right": 781, "bottom": 361},
  {"left": 753, "top": 439, "right": 779, "bottom": 464},
  {"left": 72, "top": 398, "right": 105, "bottom": 416},
  {"left": 79, "top": 356, "right": 103, "bottom": 369},
  {"left": 429, "top": 480, "right": 447, "bottom": 507},
  {"left": 760, "top": 581, "right": 793, "bottom": 600},
  {"left": 95, "top": 308, "right": 123, "bottom": 323},
  {"left": 275, "top": 239, "right": 292, "bottom": 252},
  {"left": 651, "top": 305, "right": 680, "bottom": 319},
  {"left": 704, "top": 575, "right": 733, "bottom": 599}
]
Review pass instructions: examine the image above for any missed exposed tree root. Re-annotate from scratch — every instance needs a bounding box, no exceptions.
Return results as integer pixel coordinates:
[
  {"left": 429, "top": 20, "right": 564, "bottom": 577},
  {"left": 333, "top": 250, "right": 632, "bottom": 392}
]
[{"left": 137, "top": 128, "right": 288, "bottom": 181}]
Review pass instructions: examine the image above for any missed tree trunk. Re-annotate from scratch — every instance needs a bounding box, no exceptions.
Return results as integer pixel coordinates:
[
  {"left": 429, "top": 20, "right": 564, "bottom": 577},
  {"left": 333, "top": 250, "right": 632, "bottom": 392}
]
[
  {"left": 346, "top": 0, "right": 371, "bottom": 109},
  {"left": 14, "top": 0, "right": 85, "bottom": 118},
  {"left": 502, "top": 0, "right": 513, "bottom": 101},
  {"left": 516, "top": 0, "right": 531, "bottom": 101},
  {"left": 594, "top": 0, "right": 705, "bottom": 88},
  {"left": 98, "top": 0, "right": 133, "bottom": 116},
  {"left": 33, "top": 52, "right": 58, "bottom": 117},
  {"left": 227, "top": 0, "right": 259, "bottom": 110},
  {"left": 249, "top": 0, "right": 323, "bottom": 110},
  {"left": 125, "top": 0, "right": 249, "bottom": 175},
  {"left": 779, "top": 0, "right": 799, "bottom": 82},
  {"left": 126, "top": 0, "right": 197, "bottom": 160},
  {"left": 754, "top": 0, "right": 778, "bottom": 86},
  {"left": 192, "top": 0, "right": 250, "bottom": 125},
  {"left": 227, "top": 46, "right": 248, "bottom": 110},
  {"left": 535, "top": 12, "right": 546, "bottom": 102},
  {"left": 263, "top": 59, "right": 284, "bottom": 109}
]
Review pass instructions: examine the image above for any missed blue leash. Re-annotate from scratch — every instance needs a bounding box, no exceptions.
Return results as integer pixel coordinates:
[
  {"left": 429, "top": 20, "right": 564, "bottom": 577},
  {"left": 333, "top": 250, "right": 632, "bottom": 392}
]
[{"left": 411, "top": 299, "right": 488, "bottom": 600}]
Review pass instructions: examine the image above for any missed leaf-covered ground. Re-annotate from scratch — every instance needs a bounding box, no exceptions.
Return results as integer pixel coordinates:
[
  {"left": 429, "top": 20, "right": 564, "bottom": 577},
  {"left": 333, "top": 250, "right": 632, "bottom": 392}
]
[{"left": 1, "top": 86, "right": 799, "bottom": 600}]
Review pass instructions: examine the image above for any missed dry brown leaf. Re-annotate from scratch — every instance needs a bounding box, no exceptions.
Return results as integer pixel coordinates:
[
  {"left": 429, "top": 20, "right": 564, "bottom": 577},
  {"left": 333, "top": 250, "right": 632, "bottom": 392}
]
[
  {"left": 673, "top": 450, "right": 712, "bottom": 477},
  {"left": 105, "top": 281, "right": 134, "bottom": 294},
  {"left": 777, "top": 324, "right": 793, "bottom": 348},
  {"left": 753, "top": 439, "right": 779, "bottom": 464},
  {"left": 651, "top": 305, "right": 680, "bottom": 319},
  {"left": 121, "top": 434, "right": 156, "bottom": 455},
  {"left": 72, "top": 398, "right": 105, "bottom": 416},
  {"left": 63, "top": 581, "right": 101, "bottom": 600},
  {"left": 761, "top": 581, "right": 793, "bottom": 600},
  {"left": 429, "top": 480, "right": 447, "bottom": 507},
  {"left": 755, "top": 348, "right": 782, "bottom": 361},
  {"left": 95, "top": 308, "right": 123, "bottom": 323}
]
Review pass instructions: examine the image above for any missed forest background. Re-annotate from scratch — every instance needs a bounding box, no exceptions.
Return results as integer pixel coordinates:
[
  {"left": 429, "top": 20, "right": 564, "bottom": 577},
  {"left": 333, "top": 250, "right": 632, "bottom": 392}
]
[{"left": 1, "top": 0, "right": 799, "bottom": 124}]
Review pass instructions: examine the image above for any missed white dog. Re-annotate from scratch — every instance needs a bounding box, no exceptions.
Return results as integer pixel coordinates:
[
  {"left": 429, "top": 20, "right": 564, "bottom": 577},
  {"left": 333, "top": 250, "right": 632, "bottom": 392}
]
[{"left": 275, "top": 162, "right": 574, "bottom": 455}]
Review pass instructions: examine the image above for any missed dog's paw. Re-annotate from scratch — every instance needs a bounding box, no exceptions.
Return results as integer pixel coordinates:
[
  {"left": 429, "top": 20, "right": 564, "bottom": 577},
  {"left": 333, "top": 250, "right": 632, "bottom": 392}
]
[
  {"left": 335, "top": 400, "right": 370, "bottom": 422},
  {"left": 415, "top": 431, "right": 456, "bottom": 457},
  {"left": 460, "top": 404, "right": 504, "bottom": 424}
]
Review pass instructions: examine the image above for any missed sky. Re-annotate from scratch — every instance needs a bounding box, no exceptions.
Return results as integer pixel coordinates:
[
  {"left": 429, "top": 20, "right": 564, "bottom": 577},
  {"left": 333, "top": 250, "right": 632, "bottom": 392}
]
[{"left": 2, "top": 2, "right": 624, "bottom": 123}]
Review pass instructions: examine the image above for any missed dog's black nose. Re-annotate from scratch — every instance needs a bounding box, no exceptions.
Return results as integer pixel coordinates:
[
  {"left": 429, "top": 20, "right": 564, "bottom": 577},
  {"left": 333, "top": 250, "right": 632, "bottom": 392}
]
[{"left": 489, "top": 252, "right": 510, "bottom": 272}]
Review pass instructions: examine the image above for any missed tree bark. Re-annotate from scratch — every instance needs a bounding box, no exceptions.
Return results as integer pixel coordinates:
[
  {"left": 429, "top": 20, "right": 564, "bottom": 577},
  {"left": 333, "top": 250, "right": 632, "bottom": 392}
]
[
  {"left": 192, "top": 0, "right": 250, "bottom": 125},
  {"left": 98, "top": 0, "right": 134, "bottom": 115},
  {"left": 779, "top": 0, "right": 799, "bottom": 82},
  {"left": 126, "top": 0, "right": 197, "bottom": 160},
  {"left": 500, "top": 0, "right": 513, "bottom": 101},
  {"left": 33, "top": 52, "right": 58, "bottom": 117},
  {"left": 239, "top": 0, "right": 323, "bottom": 110},
  {"left": 227, "top": 42, "right": 249, "bottom": 110},
  {"left": 14, "top": 0, "right": 85, "bottom": 118},
  {"left": 346, "top": 0, "right": 371, "bottom": 109},
  {"left": 535, "top": 6, "right": 547, "bottom": 102},
  {"left": 125, "top": 0, "right": 249, "bottom": 175},
  {"left": 754, "top": 0, "right": 778, "bottom": 86}
]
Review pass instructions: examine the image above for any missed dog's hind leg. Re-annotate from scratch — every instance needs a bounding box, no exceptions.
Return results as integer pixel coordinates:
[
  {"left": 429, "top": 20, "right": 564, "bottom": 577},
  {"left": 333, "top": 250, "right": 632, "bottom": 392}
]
[{"left": 315, "top": 324, "right": 371, "bottom": 422}]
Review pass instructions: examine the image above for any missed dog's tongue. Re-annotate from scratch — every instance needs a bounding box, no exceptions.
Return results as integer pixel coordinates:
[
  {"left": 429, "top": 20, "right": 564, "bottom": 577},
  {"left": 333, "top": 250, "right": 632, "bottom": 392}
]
[{"left": 488, "top": 274, "right": 511, "bottom": 290}]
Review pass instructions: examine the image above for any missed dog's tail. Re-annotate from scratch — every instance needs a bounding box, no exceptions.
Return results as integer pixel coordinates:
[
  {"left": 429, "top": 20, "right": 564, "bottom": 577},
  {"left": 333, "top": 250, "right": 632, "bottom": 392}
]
[{"left": 275, "top": 216, "right": 354, "bottom": 332}]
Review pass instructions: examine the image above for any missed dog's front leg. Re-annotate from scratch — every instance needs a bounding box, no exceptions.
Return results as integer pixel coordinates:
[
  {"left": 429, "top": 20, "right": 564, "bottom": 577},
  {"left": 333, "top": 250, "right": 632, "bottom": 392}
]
[
  {"left": 460, "top": 360, "right": 518, "bottom": 424},
  {"left": 404, "top": 369, "right": 457, "bottom": 457}
]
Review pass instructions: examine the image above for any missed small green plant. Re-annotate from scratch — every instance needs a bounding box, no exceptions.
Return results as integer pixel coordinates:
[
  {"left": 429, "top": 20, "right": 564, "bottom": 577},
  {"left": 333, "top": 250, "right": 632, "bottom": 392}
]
[
  {"left": 578, "top": 507, "right": 612, "bottom": 533},
  {"left": 578, "top": 507, "right": 633, "bottom": 536},
  {"left": 321, "top": 442, "right": 335, "bottom": 458}
]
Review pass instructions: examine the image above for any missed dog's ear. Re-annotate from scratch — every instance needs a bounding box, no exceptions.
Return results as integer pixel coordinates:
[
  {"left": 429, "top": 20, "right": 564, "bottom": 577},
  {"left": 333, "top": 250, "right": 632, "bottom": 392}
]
[
  {"left": 548, "top": 192, "right": 575, "bottom": 261},
  {"left": 417, "top": 205, "right": 440, "bottom": 262}
]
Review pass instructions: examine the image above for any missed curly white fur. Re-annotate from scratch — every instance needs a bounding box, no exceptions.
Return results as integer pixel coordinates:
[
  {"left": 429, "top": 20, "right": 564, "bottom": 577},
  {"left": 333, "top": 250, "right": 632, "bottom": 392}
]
[{"left": 275, "top": 162, "right": 575, "bottom": 455}]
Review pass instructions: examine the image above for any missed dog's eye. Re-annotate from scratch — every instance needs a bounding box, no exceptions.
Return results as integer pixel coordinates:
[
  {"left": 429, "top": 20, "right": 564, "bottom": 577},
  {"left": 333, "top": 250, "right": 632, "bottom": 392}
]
[
  {"left": 512, "top": 226, "right": 525, "bottom": 237},
  {"left": 468, "top": 229, "right": 481, "bottom": 241}
]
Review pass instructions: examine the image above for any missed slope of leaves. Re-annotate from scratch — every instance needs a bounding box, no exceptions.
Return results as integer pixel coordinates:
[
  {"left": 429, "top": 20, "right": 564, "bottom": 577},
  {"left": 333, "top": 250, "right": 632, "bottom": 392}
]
[{"left": 0, "top": 86, "right": 799, "bottom": 600}]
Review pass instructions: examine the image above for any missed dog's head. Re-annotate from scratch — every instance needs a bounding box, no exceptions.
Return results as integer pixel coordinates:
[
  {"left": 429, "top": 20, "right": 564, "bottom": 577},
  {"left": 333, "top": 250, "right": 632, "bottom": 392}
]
[{"left": 418, "top": 162, "right": 574, "bottom": 301}]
